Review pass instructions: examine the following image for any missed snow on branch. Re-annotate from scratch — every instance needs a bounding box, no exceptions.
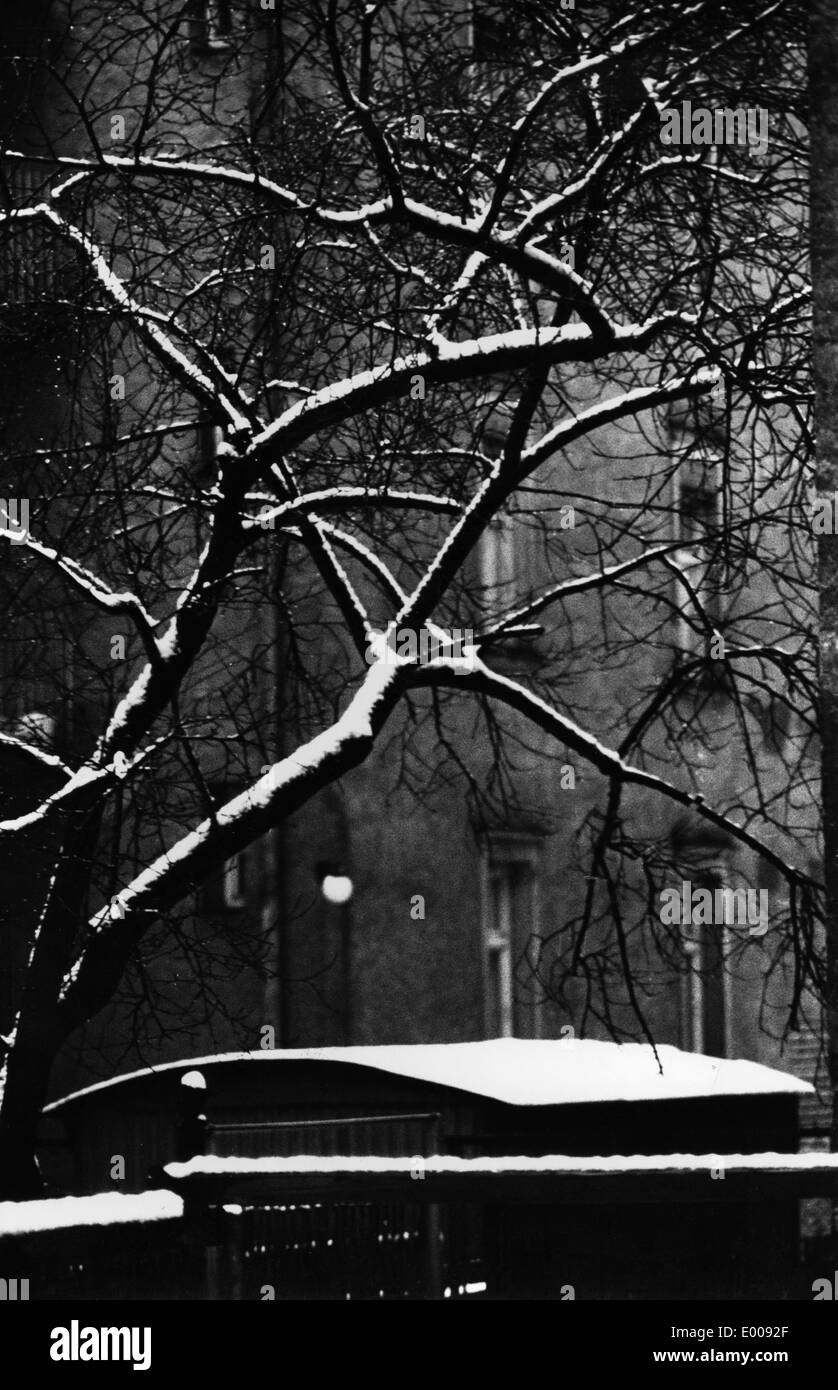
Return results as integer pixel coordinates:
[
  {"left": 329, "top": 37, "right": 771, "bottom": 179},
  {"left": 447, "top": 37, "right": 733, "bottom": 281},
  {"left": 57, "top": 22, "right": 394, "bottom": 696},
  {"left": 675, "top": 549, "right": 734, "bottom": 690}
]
[
  {"left": 401, "top": 198, "right": 614, "bottom": 336},
  {"left": 0, "top": 532, "right": 161, "bottom": 654},
  {"left": 5, "top": 156, "right": 616, "bottom": 340},
  {"left": 10, "top": 204, "right": 254, "bottom": 439},
  {"left": 424, "top": 251, "right": 488, "bottom": 345},
  {"left": 0, "top": 732, "right": 71, "bottom": 777},
  {"left": 521, "top": 367, "right": 720, "bottom": 472},
  {"left": 478, "top": 17, "right": 695, "bottom": 233},
  {"left": 0, "top": 764, "right": 109, "bottom": 837},
  {"left": 305, "top": 524, "right": 407, "bottom": 607},
  {"left": 518, "top": 4, "right": 775, "bottom": 239},
  {"left": 243, "top": 486, "right": 461, "bottom": 530},
  {"left": 1, "top": 149, "right": 313, "bottom": 218},
  {"left": 264, "top": 465, "right": 372, "bottom": 656},
  {"left": 0, "top": 732, "right": 174, "bottom": 838},
  {"left": 248, "top": 313, "right": 689, "bottom": 474},
  {"left": 429, "top": 660, "right": 819, "bottom": 893},
  {"left": 385, "top": 364, "right": 709, "bottom": 641},
  {"left": 477, "top": 543, "right": 690, "bottom": 641},
  {"left": 56, "top": 662, "right": 411, "bottom": 1016}
]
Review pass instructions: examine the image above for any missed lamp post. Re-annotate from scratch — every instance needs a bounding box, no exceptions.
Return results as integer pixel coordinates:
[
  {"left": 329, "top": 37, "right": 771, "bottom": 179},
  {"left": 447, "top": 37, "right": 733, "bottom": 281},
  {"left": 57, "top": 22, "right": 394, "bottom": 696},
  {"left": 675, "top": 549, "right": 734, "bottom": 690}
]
[{"left": 317, "top": 861, "right": 354, "bottom": 1044}]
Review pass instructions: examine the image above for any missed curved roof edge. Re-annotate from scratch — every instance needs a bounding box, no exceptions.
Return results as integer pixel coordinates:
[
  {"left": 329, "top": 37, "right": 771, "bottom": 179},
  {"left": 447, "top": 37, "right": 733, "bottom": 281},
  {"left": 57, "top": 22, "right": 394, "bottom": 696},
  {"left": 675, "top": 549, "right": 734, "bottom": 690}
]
[{"left": 45, "top": 1038, "right": 814, "bottom": 1113}]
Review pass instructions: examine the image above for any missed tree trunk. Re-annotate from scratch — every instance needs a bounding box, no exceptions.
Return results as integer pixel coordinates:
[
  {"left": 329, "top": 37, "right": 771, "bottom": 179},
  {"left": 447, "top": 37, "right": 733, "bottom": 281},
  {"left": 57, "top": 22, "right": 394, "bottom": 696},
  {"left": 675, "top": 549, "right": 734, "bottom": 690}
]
[
  {"left": 0, "top": 806, "right": 103, "bottom": 1198},
  {"left": 0, "top": 1026, "right": 60, "bottom": 1198}
]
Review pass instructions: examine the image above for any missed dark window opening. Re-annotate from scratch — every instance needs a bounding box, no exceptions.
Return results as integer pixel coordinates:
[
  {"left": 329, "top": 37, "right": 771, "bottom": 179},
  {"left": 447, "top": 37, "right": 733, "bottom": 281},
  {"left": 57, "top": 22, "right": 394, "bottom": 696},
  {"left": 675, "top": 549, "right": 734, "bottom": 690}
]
[
  {"left": 679, "top": 482, "right": 717, "bottom": 550},
  {"left": 187, "top": 1, "right": 235, "bottom": 54}
]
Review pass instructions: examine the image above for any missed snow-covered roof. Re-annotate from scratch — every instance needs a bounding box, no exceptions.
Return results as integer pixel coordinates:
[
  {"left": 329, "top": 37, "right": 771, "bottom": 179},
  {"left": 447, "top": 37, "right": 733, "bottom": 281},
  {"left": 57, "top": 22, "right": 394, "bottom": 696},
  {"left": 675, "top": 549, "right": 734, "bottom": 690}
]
[
  {"left": 46, "top": 1038, "right": 812, "bottom": 1113},
  {"left": 0, "top": 1190, "right": 182, "bottom": 1238}
]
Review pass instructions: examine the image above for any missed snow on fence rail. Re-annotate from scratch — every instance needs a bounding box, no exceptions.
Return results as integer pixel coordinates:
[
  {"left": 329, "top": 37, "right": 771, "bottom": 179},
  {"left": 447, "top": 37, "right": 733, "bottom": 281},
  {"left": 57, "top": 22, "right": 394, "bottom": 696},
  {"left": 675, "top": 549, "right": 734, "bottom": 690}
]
[
  {"left": 0, "top": 1189, "right": 182, "bottom": 1239},
  {"left": 164, "top": 1151, "right": 838, "bottom": 1180},
  {"left": 2, "top": 1156, "right": 838, "bottom": 1299},
  {"left": 0, "top": 1190, "right": 189, "bottom": 1301},
  {"left": 161, "top": 1149, "right": 838, "bottom": 1205}
]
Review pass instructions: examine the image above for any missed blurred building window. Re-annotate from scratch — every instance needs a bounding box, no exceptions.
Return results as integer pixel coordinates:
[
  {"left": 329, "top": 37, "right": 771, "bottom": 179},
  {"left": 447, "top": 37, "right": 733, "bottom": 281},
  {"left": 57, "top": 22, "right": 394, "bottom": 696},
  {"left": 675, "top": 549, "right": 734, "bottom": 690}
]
[
  {"left": 187, "top": 0, "right": 234, "bottom": 54},
  {"left": 481, "top": 832, "right": 541, "bottom": 1038},
  {"left": 222, "top": 850, "right": 248, "bottom": 909},
  {"left": 680, "top": 869, "right": 728, "bottom": 1057},
  {"left": 673, "top": 447, "right": 724, "bottom": 654}
]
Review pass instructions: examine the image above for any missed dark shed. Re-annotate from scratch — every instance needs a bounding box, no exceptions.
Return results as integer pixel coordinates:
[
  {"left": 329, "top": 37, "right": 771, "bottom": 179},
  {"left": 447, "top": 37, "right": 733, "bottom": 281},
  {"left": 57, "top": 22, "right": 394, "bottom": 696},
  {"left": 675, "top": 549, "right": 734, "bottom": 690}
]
[{"left": 39, "top": 1039, "right": 813, "bottom": 1298}]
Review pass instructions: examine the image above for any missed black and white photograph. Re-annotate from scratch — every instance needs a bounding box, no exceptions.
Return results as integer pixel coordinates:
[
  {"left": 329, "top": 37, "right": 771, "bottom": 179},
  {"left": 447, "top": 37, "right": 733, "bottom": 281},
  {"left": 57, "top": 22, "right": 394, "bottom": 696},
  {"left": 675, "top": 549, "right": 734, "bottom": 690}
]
[{"left": 0, "top": 0, "right": 833, "bottom": 1361}]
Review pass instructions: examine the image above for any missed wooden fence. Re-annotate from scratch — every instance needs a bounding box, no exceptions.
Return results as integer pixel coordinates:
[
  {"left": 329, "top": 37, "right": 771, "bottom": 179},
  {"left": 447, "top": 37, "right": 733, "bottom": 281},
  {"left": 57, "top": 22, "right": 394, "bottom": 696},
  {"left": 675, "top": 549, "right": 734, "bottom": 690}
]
[
  {"left": 0, "top": 1190, "right": 485, "bottom": 1300},
  {"left": 6, "top": 1151, "right": 838, "bottom": 1299}
]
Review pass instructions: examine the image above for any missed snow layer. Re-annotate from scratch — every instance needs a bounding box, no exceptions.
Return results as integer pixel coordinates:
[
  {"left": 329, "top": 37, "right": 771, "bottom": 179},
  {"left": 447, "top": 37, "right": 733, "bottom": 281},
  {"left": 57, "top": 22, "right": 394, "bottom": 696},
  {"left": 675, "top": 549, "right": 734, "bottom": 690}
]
[
  {"left": 0, "top": 1189, "right": 182, "bottom": 1238},
  {"left": 45, "top": 1038, "right": 812, "bottom": 1114},
  {"left": 163, "top": 1151, "right": 838, "bottom": 1181}
]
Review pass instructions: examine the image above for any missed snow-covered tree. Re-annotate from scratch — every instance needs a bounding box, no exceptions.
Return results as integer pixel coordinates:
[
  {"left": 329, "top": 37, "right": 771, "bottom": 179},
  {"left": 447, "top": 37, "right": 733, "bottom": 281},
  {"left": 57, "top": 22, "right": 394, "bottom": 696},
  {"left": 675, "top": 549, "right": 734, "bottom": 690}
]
[{"left": 0, "top": 0, "right": 814, "bottom": 1195}]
